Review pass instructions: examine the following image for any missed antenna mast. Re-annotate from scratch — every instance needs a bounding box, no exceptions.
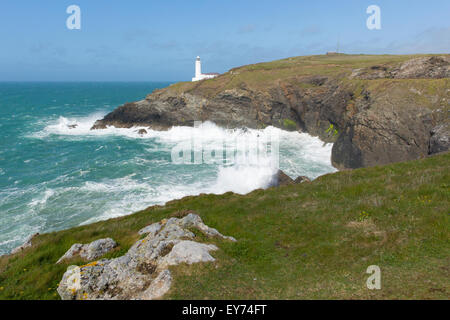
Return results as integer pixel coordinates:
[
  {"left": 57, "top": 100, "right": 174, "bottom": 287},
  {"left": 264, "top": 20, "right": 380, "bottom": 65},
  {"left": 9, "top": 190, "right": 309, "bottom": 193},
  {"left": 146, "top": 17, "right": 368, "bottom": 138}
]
[{"left": 336, "top": 35, "right": 340, "bottom": 53}]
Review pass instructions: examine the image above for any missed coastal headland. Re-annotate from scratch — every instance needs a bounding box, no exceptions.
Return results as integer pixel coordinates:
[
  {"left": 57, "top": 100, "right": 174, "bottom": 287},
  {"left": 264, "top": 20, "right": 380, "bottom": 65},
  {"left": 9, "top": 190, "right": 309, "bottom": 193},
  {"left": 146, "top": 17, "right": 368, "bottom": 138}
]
[
  {"left": 0, "top": 54, "right": 449, "bottom": 300},
  {"left": 92, "top": 54, "right": 449, "bottom": 169}
]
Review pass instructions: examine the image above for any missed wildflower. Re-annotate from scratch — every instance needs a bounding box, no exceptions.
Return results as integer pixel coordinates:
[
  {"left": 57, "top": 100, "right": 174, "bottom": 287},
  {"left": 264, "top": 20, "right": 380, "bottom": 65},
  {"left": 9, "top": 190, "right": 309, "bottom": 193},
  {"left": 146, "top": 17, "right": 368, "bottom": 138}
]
[{"left": 358, "top": 210, "right": 370, "bottom": 221}]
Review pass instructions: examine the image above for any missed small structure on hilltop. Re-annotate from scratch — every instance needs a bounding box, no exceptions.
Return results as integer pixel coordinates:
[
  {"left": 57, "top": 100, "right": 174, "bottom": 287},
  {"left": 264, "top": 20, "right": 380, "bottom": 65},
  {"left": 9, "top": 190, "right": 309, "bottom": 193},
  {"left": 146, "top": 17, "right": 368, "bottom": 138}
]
[{"left": 192, "top": 56, "right": 219, "bottom": 82}]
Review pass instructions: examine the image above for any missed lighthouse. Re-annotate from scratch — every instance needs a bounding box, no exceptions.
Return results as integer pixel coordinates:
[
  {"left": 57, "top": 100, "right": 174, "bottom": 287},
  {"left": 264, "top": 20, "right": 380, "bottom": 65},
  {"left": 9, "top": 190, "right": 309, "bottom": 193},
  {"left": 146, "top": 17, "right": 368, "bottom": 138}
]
[
  {"left": 195, "top": 56, "right": 202, "bottom": 78},
  {"left": 192, "top": 56, "right": 219, "bottom": 82}
]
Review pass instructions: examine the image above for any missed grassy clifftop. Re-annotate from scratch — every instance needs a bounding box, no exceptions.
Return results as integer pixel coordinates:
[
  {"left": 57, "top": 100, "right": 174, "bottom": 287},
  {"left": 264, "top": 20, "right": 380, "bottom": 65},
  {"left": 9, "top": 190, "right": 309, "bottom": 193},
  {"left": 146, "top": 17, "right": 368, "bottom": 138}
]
[
  {"left": 93, "top": 53, "right": 449, "bottom": 169},
  {"left": 0, "top": 152, "right": 448, "bottom": 299},
  {"left": 168, "top": 54, "right": 447, "bottom": 97}
]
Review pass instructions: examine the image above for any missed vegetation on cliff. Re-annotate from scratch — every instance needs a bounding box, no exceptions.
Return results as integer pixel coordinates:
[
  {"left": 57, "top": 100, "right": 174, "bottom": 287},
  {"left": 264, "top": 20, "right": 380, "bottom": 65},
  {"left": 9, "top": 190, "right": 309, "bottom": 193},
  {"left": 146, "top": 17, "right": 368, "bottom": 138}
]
[
  {"left": 1, "top": 152, "right": 448, "bottom": 299},
  {"left": 168, "top": 54, "right": 445, "bottom": 95},
  {"left": 92, "top": 54, "right": 449, "bottom": 169}
]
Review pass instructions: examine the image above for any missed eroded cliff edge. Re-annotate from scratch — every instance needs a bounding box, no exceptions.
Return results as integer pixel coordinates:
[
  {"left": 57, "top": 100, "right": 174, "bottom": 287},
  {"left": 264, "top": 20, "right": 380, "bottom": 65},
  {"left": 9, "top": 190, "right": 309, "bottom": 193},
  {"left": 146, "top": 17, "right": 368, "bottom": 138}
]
[{"left": 92, "top": 54, "right": 450, "bottom": 169}]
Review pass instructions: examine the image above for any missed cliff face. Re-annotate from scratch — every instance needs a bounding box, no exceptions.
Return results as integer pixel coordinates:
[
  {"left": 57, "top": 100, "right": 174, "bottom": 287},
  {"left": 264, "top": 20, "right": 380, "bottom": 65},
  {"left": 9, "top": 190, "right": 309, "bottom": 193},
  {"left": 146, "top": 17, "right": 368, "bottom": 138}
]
[{"left": 92, "top": 54, "right": 450, "bottom": 169}]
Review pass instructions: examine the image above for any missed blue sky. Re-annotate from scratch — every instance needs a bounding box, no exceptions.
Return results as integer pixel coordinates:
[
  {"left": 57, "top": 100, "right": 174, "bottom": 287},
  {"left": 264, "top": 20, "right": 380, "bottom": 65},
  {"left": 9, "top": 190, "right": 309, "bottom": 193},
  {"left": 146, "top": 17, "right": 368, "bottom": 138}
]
[{"left": 0, "top": 0, "right": 449, "bottom": 81}]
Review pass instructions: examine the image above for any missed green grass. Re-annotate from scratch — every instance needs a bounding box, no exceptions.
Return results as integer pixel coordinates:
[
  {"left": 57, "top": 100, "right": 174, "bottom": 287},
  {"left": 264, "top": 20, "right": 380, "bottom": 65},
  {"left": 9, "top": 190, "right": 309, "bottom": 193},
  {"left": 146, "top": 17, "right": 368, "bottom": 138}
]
[
  {"left": 0, "top": 153, "right": 449, "bottom": 300},
  {"left": 167, "top": 54, "right": 450, "bottom": 116},
  {"left": 282, "top": 119, "right": 297, "bottom": 131}
]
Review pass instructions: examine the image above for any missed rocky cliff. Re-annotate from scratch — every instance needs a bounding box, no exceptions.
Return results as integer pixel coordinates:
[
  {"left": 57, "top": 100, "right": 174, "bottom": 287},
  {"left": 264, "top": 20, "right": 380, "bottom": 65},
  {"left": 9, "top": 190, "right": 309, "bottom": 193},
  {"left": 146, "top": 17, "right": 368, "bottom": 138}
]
[{"left": 92, "top": 54, "right": 450, "bottom": 169}]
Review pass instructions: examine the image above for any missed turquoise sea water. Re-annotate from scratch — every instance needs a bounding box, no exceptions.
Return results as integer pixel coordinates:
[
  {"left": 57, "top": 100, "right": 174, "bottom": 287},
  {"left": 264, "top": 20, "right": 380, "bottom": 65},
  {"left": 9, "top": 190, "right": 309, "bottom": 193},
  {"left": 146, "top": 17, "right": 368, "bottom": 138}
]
[{"left": 0, "top": 82, "right": 336, "bottom": 255}]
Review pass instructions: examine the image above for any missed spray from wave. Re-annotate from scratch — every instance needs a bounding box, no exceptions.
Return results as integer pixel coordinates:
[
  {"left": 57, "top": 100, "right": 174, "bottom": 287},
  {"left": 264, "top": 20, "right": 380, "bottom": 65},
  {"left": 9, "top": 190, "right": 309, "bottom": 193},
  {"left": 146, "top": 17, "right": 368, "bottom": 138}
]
[
  {"left": 32, "top": 113, "right": 336, "bottom": 192},
  {"left": 1, "top": 113, "right": 336, "bottom": 255}
]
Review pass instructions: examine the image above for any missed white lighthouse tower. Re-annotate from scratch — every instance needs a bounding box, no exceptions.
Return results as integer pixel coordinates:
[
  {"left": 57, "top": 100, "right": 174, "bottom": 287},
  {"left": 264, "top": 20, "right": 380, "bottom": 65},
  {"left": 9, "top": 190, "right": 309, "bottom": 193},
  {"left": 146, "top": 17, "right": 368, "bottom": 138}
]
[
  {"left": 192, "top": 56, "right": 219, "bottom": 82},
  {"left": 195, "top": 56, "right": 202, "bottom": 78}
]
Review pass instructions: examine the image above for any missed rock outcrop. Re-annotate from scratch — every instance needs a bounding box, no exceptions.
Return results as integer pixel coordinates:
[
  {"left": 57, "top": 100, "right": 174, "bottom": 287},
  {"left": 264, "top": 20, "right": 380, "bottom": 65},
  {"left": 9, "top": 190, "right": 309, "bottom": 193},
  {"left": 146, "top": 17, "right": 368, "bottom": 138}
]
[
  {"left": 91, "top": 55, "right": 450, "bottom": 169},
  {"left": 138, "top": 222, "right": 161, "bottom": 236},
  {"left": 10, "top": 233, "right": 39, "bottom": 255},
  {"left": 273, "top": 170, "right": 311, "bottom": 187},
  {"left": 331, "top": 104, "right": 434, "bottom": 168},
  {"left": 429, "top": 124, "right": 450, "bottom": 154},
  {"left": 57, "top": 213, "right": 236, "bottom": 300},
  {"left": 350, "top": 56, "right": 450, "bottom": 80},
  {"left": 275, "top": 170, "right": 295, "bottom": 186},
  {"left": 56, "top": 238, "right": 117, "bottom": 264},
  {"left": 294, "top": 176, "right": 311, "bottom": 184},
  {"left": 137, "top": 128, "right": 148, "bottom": 136}
]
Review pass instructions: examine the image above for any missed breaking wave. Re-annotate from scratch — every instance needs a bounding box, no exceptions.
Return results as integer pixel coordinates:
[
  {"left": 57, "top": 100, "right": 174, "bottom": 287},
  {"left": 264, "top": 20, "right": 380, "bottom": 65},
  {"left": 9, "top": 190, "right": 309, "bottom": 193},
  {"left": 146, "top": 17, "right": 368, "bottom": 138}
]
[{"left": 2, "top": 113, "right": 336, "bottom": 255}]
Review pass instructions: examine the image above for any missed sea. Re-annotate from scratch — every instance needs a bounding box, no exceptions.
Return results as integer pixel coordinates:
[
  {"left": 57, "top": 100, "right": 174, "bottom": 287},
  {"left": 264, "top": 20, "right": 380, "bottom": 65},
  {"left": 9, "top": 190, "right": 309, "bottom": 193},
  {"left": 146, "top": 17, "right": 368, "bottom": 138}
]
[{"left": 0, "top": 82, "right": 337, "bottom": 255}]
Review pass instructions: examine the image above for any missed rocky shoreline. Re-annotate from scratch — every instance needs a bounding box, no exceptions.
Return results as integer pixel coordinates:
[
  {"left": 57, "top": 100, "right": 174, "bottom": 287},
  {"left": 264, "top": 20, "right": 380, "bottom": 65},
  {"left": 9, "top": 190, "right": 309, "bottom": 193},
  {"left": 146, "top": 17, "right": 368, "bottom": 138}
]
[{"left": 91, "top": 54, "right": 449, "bottom": 169}]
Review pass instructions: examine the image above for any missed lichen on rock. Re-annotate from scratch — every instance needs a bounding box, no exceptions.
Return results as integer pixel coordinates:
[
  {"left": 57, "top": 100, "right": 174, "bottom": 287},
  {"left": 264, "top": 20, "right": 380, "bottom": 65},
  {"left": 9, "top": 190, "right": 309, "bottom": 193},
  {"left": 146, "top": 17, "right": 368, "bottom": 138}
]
[
  {"left": 56, "top": 238, "right": 117, "bottom": 264},
  {"left": 57, "top": 213, "right": 236, "bottom": 300}
]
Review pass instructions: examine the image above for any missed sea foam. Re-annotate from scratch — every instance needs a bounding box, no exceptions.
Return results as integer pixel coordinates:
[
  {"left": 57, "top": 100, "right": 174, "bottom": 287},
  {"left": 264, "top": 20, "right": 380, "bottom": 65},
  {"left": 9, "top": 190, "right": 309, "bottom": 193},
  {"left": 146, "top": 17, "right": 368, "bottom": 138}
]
[{"left": 1, "top": 115, "right": 336, "bottom": 255}]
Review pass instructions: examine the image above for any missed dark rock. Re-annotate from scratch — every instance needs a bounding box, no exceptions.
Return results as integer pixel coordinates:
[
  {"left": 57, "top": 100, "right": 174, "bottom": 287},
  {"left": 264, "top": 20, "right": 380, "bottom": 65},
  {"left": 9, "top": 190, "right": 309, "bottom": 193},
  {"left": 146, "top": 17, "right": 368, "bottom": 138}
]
[
  {"left": 276, "top": 170, "right": 294, "bottom": 186},
  {"left": 91, "top": 88, "right": 299, "bottom": 132},
  {"left": 137, "top": 129, "right": 148, "bottom": 136},
  {"left": 273, "top": 171, "right": 311, "bottom": 186},
  {"left": 332, "top": 104, "right": 433, "bottom": 169},
  {"left": 67, "top": 124, "right": 78, "bottom": 129},
  {"left": 11, "top": 233, "right": 40, "bottom": 255},
  {"left": 90, "top": 55, "right": 450, "bottom": 169},
  {"left": 293, "top": 176, "right": 311, "bottom": 184},
  {"left": 429, "top": 124, "right": 450, "bottom": 154}
]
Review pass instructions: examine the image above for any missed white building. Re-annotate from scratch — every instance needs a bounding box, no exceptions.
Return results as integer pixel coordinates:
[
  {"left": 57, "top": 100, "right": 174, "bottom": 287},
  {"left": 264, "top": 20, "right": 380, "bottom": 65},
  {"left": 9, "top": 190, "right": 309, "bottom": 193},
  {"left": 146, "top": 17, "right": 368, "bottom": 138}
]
[{"left": 192, "top": 56, "right": 219, "bottom": 82}]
